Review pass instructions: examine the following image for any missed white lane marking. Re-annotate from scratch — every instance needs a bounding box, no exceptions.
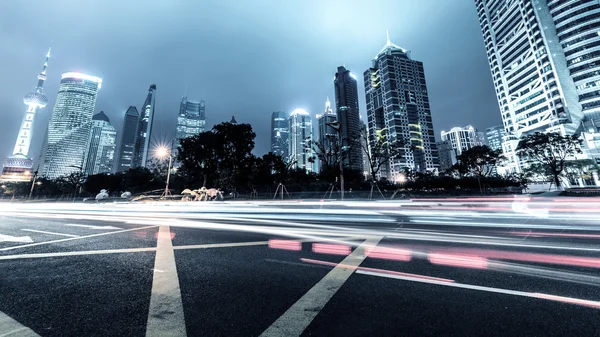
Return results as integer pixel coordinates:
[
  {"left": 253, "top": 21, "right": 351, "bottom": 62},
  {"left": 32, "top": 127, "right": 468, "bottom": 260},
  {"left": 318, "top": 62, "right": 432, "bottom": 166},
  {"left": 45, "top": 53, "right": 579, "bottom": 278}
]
[
  {"left": 0, "top": 247, "right": 157, "bottom": 261},
  {"left": 21, "top": 229, "right": 79, "bottom": 238},
  {"left": 173, "top": 241, "right": 269, "bottom": 250},
  {"left": 260, "top": 236, "right": 382, "bottom": 337},
  {"left": 0, "top": 226, "right": 156, "bottom": 252},
  {"left": 0, "top": 311, "right": 40, "bottom": 337},
  {"left": 146, "top": 226, "right": 186, "bottom": 337},
  {"left": 357, "top": 270, "right": 600, "bottom": 309},
  {"left": 64, "top": 224, "right": 122, "bottom": 230},
  {"left": 0, "top": 234, "right": 33, "bottom": 244}
]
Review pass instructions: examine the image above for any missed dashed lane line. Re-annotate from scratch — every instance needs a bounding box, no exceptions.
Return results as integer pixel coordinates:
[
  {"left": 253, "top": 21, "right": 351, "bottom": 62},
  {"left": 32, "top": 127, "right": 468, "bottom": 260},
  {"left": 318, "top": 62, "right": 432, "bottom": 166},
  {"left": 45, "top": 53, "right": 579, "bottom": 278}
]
[
  {"left": 146, "top": 226, "right": 186, "bottom": 337},
  {"left": 260, "top": 236, "right": 383, "bottom": 337},
  {"left": 0, "top": 226, "right": 157, "bottom": 252},
  {"left": 21, "top": 229, "right": 79, "bottom": 238}
]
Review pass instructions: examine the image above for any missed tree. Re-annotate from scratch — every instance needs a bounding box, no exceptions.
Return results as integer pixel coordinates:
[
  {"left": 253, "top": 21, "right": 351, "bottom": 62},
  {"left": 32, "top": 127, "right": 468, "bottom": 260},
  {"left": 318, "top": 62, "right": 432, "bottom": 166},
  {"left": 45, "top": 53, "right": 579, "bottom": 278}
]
[
  {"left": 213, "top": 122, "right": 256, "bottom": 192},
  {"left": 564, "top": 159, "right": 599, "bottom": 186},
  {"left": 360, "top": 128, "right": 403, "bottom": 181},
  {"left": 453, "top": 145, "right": 504, "bottom": 179},
  {"left": 177, "top": 122, "right": 256, "bottom": 192},
  {"left": 516, "top": 132, "right": 582, "bottom": 190},
  {"left": 178, "top": 131, "right": 220, "bottom": 187}
]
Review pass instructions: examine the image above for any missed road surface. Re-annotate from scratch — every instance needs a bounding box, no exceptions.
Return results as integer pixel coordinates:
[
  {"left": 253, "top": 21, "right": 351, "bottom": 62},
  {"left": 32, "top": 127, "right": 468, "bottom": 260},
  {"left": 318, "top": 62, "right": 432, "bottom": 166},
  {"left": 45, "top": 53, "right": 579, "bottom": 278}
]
[{"left": 0, "top": 197, "right": 599, "bottom": 336}]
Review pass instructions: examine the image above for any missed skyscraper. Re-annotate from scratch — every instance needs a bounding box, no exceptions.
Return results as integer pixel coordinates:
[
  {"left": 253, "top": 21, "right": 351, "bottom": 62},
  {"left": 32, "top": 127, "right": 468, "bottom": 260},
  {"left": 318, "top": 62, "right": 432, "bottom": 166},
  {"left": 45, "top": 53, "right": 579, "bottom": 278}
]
[
  {"left": 485, "top": 125, "right": 506, "bottom": 151},
  {"left": 115, "top": 106, "right": 139, "bottom": 172},
  {"left": 316, "top": 98, "right": 337, "bottom": 171},
  {"left": 270, "top": 111, "right": 289, "bottom": 159},
  {"left": 39, "top": 72, "right": 102, "bottom": 179},
  {"left": 176, "top": 97, "right": 206, "bottom": 140},
  {"left": 334, "top": 66, "right": 363, "bottom": 172},
  {"left": 289, "top": 108, "right": 313, "bottom": 172},
  {"left": 83, "top": 111, "right": 117, "bottom": 176},
  {"left": 475, "top": 0, "right": 600, "bottom": 172},
  {"left": 1, "top": 47, "right": 51, "bottom": 181},
  {"left": 364, "top": 35, "right": 439, "bottom": 180},
  {"left": 440, "top": 125, "right": 484, "bottom": 156},
  {"left": 436, "top": 140, "right": 456, "bottom": 172},
  {"left": 133, "top": 84, "right": 157, "bottom": 168}
]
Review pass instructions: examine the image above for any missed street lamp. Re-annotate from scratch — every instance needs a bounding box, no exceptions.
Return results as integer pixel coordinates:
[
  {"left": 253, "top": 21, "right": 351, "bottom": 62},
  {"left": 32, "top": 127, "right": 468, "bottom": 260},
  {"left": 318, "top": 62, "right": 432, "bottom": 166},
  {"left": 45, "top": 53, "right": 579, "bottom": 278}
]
[
  {"left": 326, "top": 121, "right": 344, "bottom": 201},
  {"left": 154, "top": 143, "right": 174, "bottom": 199},
  {"left": 28, "top": 170, "right": 39, "bottom": 200}
]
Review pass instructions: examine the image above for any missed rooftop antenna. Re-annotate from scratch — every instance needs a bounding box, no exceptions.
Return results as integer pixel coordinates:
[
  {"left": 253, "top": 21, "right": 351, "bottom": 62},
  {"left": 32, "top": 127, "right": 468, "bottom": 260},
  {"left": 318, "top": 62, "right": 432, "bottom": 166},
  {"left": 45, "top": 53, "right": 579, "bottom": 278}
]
[{"left": 386, "top": 29, "right": 391, "bottom": 46}]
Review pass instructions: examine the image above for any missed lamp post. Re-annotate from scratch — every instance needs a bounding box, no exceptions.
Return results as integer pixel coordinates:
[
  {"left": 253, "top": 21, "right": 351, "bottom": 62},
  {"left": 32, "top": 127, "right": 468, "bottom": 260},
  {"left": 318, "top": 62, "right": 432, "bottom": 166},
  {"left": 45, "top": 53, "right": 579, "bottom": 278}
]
[
  {"left": 326, "top": 121, "right": 344, "bottom": 201},
  {"left": 155, "top": 141, "right": 174, "bottom": 199},
  {"left": 28, "top": 170, "right": 39, "bottom": 200}
]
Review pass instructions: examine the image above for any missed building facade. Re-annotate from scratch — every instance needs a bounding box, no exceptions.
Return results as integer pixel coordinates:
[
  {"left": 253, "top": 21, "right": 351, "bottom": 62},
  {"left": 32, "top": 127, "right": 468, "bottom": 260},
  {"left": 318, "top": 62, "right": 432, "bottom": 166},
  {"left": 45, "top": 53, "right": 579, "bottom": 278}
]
[
  {"left": 289, "top": 108, "right": 313, "bottom": 172},
  {"left": 270, "top": 111, "right": 289, "bottom": 159},
  {"left": 1, "top": 47, "right": 51, "bottom": 181},
  {"left": 115, "top": 106, "right": 139, "bottom": 172},
  {"left": 364, "top": 36, "right": 439, "bottom": 180},
  {"left": 334, "top": 66, "right": 363, "bottom": 172},
  {"left": 437, "top": 140, "right": 457, "bottom": 172},
  {"left": 475, "top": 0, "right": 600, "bottom": 172},
  {"left": 440, "top": 125, "right": 484, "bottom": 156},
  {"left": 316, "top": 98, "right": 337, "bottom": 172},
  {"left": 485, "top": 125, "right": 506, "bottom": 151},
  {"left": 133, "top": 84, "right": 157, "bottom": 168},
  {"left": 39, "top": 72, "right": 102, "bottom": 179},
  {"left": 83, "top": 111, "right": 117, "bottom": 176},
  {"left": 176, "top": 96, "right": 205, "bottom": 140}
]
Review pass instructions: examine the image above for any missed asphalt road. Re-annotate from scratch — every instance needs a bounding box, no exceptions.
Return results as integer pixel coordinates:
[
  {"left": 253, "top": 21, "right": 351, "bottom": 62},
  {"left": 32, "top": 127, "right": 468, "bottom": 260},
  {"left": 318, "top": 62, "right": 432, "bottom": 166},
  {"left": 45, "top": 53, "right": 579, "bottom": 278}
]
[{"left": 0, "top": 198, "right": 599, "bottom": 336}]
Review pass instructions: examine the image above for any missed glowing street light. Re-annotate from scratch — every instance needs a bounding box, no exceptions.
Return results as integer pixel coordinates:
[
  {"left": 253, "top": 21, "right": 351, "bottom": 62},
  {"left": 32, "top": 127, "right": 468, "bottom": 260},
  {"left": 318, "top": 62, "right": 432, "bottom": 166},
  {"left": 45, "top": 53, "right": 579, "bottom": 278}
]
[{"left": 154, "top": 142, "right": 174, "bottom": 199}]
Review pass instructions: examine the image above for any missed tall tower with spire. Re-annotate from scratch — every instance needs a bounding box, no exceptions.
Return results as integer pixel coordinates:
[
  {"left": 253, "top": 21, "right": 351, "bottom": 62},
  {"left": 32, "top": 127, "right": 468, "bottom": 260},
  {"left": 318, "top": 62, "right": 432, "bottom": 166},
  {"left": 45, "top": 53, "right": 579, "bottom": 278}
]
[{"left": 1, "top": 47, "right": 51, "bottom": 181}]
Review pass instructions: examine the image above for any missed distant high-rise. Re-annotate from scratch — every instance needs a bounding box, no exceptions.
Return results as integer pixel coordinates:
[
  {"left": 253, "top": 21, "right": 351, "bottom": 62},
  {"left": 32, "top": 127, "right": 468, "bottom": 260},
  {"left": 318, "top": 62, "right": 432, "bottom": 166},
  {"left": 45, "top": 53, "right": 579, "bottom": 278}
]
[
  {"left": 133, "top": 84, "right": 156, "bottom": 168},
  {"left": 316, "top": 98, "right": 337, "bottom": 171},
  {"left": 364, "top": 34, "right": 439, "bottom": 180},
  {"left": 475, "top": 0, "right": 600, "bottom": 172},
  {"left": 289, "top": 108, "right": 313, "bottom": 172},
  {"left": 334, "top": 66, "right": 363, "bottom": 172},
  {"left": 440, "top": 125, "right": 484, "bottom": 156},
  {"left": 115, "top": 106, "right": 139, "bottom": 172},
  {"left": 1, "top": 47, "right": 51, "bottom": 181},
  {"left": 485, "top": 125, "right": 506, "bottom": 151},
  {"left": 39, "top": 72, "right": 102, "bottom": 179},
  {"left": 176, "top": 97, "right": 206, "bottom": 140},
  {"left": 270, "top": 111, "right": 289, "bottom": 159},
  {"left": 437, "top": 140, "right": 456, "bottom": 172},
  {"left": 83, "top": 111, "right": 117, "bottom": 176}
]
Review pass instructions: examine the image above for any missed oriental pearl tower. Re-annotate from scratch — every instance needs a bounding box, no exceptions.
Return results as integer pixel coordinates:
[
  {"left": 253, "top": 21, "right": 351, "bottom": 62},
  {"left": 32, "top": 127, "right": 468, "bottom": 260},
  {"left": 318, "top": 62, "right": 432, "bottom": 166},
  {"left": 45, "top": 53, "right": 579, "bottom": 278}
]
[{"left": 0, "top": 47, "right": 51, "bottom": 181}]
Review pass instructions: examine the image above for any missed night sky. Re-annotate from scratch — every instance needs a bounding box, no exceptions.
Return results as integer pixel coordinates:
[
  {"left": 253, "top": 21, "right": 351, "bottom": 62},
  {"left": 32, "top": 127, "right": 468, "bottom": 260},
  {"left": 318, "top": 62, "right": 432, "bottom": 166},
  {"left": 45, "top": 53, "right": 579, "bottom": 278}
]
[{"left": 0, "top": 0, "right": 501, "bottom": 161}]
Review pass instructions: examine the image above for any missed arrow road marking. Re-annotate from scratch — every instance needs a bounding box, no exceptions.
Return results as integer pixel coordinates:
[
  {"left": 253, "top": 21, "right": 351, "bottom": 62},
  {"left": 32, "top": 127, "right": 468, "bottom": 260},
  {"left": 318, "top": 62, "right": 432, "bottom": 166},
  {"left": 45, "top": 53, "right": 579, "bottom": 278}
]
[
  {"left": 64, "top": 224, "right": 122, "bottom": 230},
  {"left": 0, "top": 234, "right": 33, "bottom": 243},
  {"left": 0, "top": 310, "right": 40, "bottom": 336}
]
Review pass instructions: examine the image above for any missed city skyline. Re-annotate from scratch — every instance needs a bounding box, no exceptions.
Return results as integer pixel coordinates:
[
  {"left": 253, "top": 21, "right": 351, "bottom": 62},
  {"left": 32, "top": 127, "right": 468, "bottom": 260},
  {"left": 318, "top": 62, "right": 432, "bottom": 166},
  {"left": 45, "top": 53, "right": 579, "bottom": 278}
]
[{"left": 0, "top": 0, "right": 500, "bottom": 163}]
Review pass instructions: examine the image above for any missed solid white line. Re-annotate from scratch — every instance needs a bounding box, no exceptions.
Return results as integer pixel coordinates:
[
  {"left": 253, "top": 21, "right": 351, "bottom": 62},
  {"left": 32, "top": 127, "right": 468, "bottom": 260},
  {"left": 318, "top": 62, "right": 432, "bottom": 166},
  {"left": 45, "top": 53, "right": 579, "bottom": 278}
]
[
  {"left": 0, "top": 311, "right": 40, "bottom": 337},
  {"left": 0, "top": 226, "right": 156, "bottom": 252},
  {"left": 146, "top": 226, "right": 186, "bottom": 337},
  {"left": 64, "top": 224, "right": 122, "bottom": 230},
  {"left": 260, "top": 236, "right": 382, "bottom": 337},
  {"left": 173, "top": 241, "right": 269, "bottom": 250},
  {"left": 356, "top": 270, "right": 600, "bottom": 309},
  {"left": 21, "top": 229, "right": 79, "bottom": 238},
  {"left": 0, "top": 247, "right": 157, "bottom": 261}
]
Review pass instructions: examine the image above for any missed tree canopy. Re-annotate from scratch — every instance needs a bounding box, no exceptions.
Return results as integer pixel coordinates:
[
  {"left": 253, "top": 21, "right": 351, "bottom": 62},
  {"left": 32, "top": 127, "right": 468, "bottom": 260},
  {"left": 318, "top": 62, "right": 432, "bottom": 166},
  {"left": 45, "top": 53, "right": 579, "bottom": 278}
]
[{"left": 517, "top": 132, "right": 582, "bottom": 189}]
